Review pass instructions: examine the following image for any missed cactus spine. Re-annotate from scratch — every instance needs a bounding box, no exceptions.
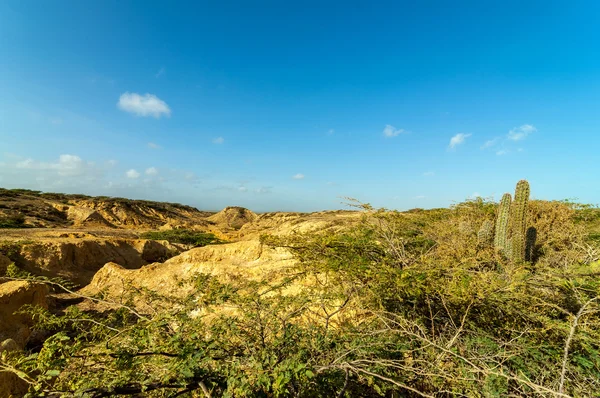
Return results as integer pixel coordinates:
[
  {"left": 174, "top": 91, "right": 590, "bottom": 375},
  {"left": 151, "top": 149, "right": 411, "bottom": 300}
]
[
  {"left": 494, "top": 193, "right": 512, "bottom": 252},
  {"left": 509, "top": 180, "right": 530, "bottom": 262}
]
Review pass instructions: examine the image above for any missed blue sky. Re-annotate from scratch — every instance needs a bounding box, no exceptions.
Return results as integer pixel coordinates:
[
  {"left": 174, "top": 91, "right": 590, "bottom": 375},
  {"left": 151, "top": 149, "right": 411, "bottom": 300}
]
[{"left": 1, "top": 1, "right": 600, "bottom": 212}]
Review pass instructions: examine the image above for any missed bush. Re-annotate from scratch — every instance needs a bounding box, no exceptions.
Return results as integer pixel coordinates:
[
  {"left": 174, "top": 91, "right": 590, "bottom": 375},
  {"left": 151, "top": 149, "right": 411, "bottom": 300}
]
[
  {"left": 0, "top": 213, "right": 27, "bottom": 228},
  {"left": 139, "top": 229, "right": 222, "bottom": 247}
]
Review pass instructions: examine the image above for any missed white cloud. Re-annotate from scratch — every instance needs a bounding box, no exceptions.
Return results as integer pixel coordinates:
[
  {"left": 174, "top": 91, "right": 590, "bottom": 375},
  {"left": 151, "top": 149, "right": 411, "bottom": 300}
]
[
  {"left": 415, "top": 195, "right": 426, "bottom": 199},
  {"left": 423, "top": 171, "right": 435, "bottom": 176},
  {"left": 212, "top": 137, "right": 224, "bottom": 144},
  {"left": 383, "top": 124, "right": 405, "bottom": 138},
  {"left": 155, "top": 67, "right": 165, "bottom": 78},
  {"left": 238, "top": 186, "right": 248, "bottom": 192},
  {"left": 118, "top": 92, "right": 171, "bottom": 118},
  {"left": 49, "top": 117, "right": 63, "bottom": 125},
  {"left": 292, "top": 173, "right": 305, "bottom": 180},
  {"left": 449, "top": 133, "right": 471, "bottom": 149},
  {"left": 0, "top": 154, "right": 108, "bottom": 192},
  {"left": 107, "top": 159, "right": 118, "bottom": 167},
  {"left": 327, "top": 129, "right": 335, "bottom": 135},
  {"left": 508, "top": 124, "right": 536, "bottom": 141},
  {"left": 126, "top": 169, "right": 140, "bottom": 179},
  {"left": 15, "top": 154, "right": 88, "bottom": 177},
  {"left": 147, "top": 142, "right": 161, "bottom": 149},
  {"left": 496, "top": 150, "right": 508, "bottom": 156},
  {"left": 255, "top": 187, "right": 272, "bottom": 194},
  {"left": 0, "top": 154, "right": 206, "bottom": 203},
  {"left": 481, "top": 137, "right": 500, "bottom": 149},
  {"left": 145, "top": 167, "right": 158, "bottom": 176}
]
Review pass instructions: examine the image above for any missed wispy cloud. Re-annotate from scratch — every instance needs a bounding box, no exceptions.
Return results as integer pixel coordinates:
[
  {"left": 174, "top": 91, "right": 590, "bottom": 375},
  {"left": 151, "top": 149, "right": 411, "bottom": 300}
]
[
  {"left": 508, "top": 124, "right": 536, "bottom": 141},
  {"left": 423, "top": 171, "right": 435, "bottom": 176},
  {"left": 16, "top": 154, "right": 89, "bottom": 177},
  {"left": 0, "top": 154, "right": 206, "bottom": 202},
  {"left": 147, "top": 142, "right": 161, "bottom": 149},
  {"left": 415, "top": 195, "right": 426, "bottom": 199},
  {"left": 327, "top": 129, "right": 335, "bottom": 135},
  {"left": 449, "top": 133, "right": 471, "bottom": 149},
  {"left": 0, "top": 154, "right": 106, "bottom": 191},
  {"left": 212, "top": 137, "right": 225, "bottom": 144},
  {"left": 118, "top": 92, "right": 171, "bottom": 118},
  {"left": 292, "top": 173, "right": 305, "bottom": 180},
  {"left": 145, "top": 167, "right": 158, "bottom": 176},
  {"left": 481, "top": 124, "right": 536, "bottom": 154},
  {"left": 49, "top": 117, "right": 63, "bottom": 125},
  {"left": 256, "top": 187, "right": 272, "bottom": 194},
  {"left": 126, "top": 169, "right": 140, "bottom": 179},
  {"left": 155, "top": 67, "right": 165, "bottom": 78},
  {"left": 383, "top": 124, "right": 405, "bottom": 138},
  {"left": 481, "top": 137, "right": 500, "bottom": 149}
]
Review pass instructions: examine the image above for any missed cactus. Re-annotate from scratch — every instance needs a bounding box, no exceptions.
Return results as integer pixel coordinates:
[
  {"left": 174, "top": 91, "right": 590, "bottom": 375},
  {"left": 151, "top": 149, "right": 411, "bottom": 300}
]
[
  {"left": 459, "top": 221, "right": 473, "bottom": 235},
  {"left": 494, "top": 193, "right": 512, "bottom": 252},
  {"left": 525, "top": 226, "right": 537, "bottom": 262},
  {"left": 489, "top": 180, "right": 532, "bottom": 262},
  {"left": 505, "top": 237, "right": 514, "bottom": 260},
  {"left": 477, "top": 220, "right": 494, "bottom": 247},
  {"left": 509, "top": 180, "right": 530, "bottom": 262}
]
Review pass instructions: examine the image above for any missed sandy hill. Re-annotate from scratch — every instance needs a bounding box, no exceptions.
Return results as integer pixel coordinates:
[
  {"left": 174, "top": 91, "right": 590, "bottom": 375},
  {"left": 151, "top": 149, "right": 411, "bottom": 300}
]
[{"left": 207, "top": 206, "right": 258, "bottom": 230}]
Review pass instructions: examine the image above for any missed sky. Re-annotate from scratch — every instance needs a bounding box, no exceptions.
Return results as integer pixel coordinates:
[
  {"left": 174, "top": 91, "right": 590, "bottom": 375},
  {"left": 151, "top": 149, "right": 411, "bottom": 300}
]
[{"left": 1, "top": 1, "right": 600, "bottom": 212}]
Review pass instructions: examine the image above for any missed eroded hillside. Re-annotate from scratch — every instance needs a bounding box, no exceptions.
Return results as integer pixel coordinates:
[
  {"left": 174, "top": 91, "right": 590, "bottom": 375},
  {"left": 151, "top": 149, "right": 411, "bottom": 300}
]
[
  {"left": 0, "top": 188, "right": 362, "bottom": 289},
  {"left": 0, "top": 188, "right": 213, "bottom": 229}
]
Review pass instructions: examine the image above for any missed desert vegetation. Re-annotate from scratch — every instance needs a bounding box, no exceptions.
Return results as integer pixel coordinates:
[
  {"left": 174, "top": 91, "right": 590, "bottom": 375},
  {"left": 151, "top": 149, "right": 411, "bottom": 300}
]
[
  {"left": 2, "top": 181, "right": 600, "bottom": 397},
  {"left": 139, "top": 230, "right": 223, "bottom": 247},
  {"left": 0, "top": 214, "right": 27, "bottom": 229}
]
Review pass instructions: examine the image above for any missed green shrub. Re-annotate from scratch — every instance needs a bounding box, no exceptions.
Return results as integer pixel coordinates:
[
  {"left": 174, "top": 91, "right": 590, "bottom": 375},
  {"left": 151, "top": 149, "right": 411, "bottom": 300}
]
[
  {"left": 0, "top": 213, "right": 27, "bottom": 228},
  {"left": 139, "top": 229, "right": 222, "bottom": 247}
]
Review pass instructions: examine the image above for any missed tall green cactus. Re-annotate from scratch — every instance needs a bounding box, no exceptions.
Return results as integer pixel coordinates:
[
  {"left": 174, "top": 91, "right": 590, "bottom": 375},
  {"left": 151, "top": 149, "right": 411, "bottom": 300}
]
[
  {"left": 525, "top": 226, "right": 537, "bottom": 262},
  {"left": 477, "top": 220, "right": 494, "bottom": 246},
  {"left": 488, "top": 180, "right": 531, "bottom": 262},
  {"left": 510, "top": 180, "right": 530, "bottom": 262},
  {"left": 494, "top": 193, "right": 512, "bottom": 252}
]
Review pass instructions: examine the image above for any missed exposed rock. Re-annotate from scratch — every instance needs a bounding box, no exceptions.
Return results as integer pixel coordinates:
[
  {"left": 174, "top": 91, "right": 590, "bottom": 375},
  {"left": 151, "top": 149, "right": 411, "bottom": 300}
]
[
  {"left": 0, "top": 254, "right": 11, "bottom": 277},
  {"left": 0, "top": 372, "right": 28, "bottom": 398},
  {"left": 208, "top": 207, "right": 257, "bottom": 230},
  {"left": 0, "top": 188, "right": 213, "bottom": 229},
  {"left": 0, "top": 281, "right": 48, "bottom": 347},
  {"left": 67, "top": 206, "right": 114, "bottom": 228},
  {"left": 71, "top": 199, "right": 213, "bottom": 229},
  {"left": 83, "top": 240, "right": 295, "bottom": 299},
  {"left": 159, "top": 223, "right": 174, "bottom": 231},
  {"left": 237, "top": 210, "right": 360, "bottom": 239},
  {"left": 0, "top": 338, "right": 27, "bottom": 398},
  {"left": 0, "top": 339, "right": 18, "bottom": 353},
  {"left": 10, "top": 239, "right": 187, "bottom": 286},
  {"left": 0, "top": 284, "right": 49, "bottom": 396},
  {"left": 133, "top": 240, "right": 187, "bottom": 263}
]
